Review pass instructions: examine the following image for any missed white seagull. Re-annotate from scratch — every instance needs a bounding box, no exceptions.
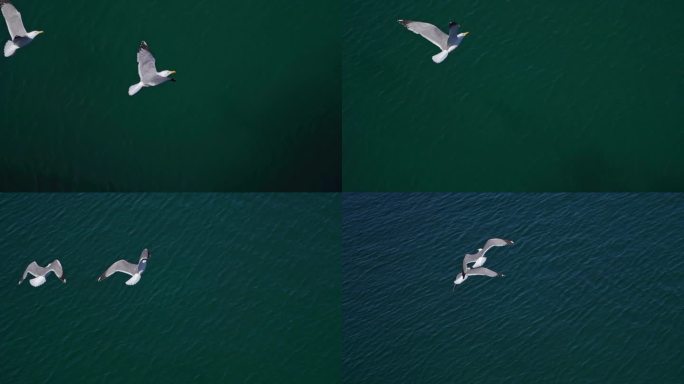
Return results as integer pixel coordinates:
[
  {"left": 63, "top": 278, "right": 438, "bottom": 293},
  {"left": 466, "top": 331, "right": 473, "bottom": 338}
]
[
  {"left": 398, "top": 19, "right": 469, "bottom": 63},
  {"left": 1, "top": 0, "right": 43, "bottom": 57},
  {"left": 18, "top": 260, "right": 66, "bottom": 287},
  {"left": 128, "top": 41, "right": 176, "bottom": 96},
  {"left": 97, "top": 248, "right": 151, "bottom": 286},
  {"left": 454, "top": 238, "right": 514, "bottom": 286}
]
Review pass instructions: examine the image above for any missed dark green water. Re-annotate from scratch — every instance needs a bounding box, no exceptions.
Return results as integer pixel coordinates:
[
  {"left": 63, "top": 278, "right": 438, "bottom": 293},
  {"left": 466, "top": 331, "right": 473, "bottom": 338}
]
[
  {"left": 0, "top": 0, "right": 340, "bottom": 191},
  {"left": 343, "top": 1, "right": 684, "bottom": 191},
  {"left": 343, "top": 193, "right": 684, "bottom": 382},
  {"left": 0, "top": 193, "right": 340, "bottom": 383}
]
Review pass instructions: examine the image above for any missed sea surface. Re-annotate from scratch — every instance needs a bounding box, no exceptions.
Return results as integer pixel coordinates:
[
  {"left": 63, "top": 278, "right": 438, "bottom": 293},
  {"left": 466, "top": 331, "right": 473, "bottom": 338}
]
[
  {"left": 343, "top": 0, "right": 684, "bottom": 191},
  {"left": 343, "top": 193, "right": 683, "bottom": 383},
  {"left": 0, "top": 193, "right": 340, "bottom": 383},
  {"left": 0, "top": 0, "right": 340, "bottom": 191}
]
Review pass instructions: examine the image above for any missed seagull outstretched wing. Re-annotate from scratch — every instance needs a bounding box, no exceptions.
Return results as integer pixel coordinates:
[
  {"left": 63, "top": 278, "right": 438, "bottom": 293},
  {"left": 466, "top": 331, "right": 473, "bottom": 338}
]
[
  {"left": 98, "top": 260, "right": 137, "bottom": 281},
  {"left": 466, "top": 267, "right": 501, "bottom": 277},
  {"left": 398, "top": 20, "right": 448, "bottom": 50},
  {"left": 137, "top": 41, "right": 158, "bottom": 83},
  {"left": 1, "top": 1, "right": 27, "bottom": 39}
]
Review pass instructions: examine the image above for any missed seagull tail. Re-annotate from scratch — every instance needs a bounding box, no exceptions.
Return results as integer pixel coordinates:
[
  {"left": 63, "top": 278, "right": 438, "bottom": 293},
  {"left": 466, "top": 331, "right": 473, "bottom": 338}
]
[
  {"left": 128, "top": 82, "right": 144, "bottom": 96},
  {"left": 29, "top": 276, "right": 46, "bottom": 287},
  {"left": 4, "top": 40, "right": 17, "bottom": 57},
  {"left": 432, "top": 50, "right": 449, "bottom": 64}
]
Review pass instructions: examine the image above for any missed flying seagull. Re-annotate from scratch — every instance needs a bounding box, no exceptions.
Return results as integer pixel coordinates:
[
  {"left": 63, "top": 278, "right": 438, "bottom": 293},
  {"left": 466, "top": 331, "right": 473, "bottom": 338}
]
[
  {"left": 128, "top": 41, "right": 176, "bottom": 96},
  {"left": 397, "top": 19, "right": 468, "bottom": 63},
  {"left": 98, "top": 248, "right": 151, "bottom": 285},
  {"left": 454, "top": 238, "right": 514, "bottom": 286},
  {"left": 18, "top": 260, "right": 66, "bottom": 287},
  {"left": 462, "top": 238, "right": 514, "bottom": 274},
  {"left": 1, "top": 0, "right": 43, "bottom": 57}
]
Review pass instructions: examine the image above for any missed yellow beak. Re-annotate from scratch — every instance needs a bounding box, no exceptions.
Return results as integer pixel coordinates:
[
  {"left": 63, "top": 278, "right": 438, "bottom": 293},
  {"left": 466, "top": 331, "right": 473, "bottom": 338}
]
[{"left": 170, "top": 70, "right": 177, "bottom": 74}]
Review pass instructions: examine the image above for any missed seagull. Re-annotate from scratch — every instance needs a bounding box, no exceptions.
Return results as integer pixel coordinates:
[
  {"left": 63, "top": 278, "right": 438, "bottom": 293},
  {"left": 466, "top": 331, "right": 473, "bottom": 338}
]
[
  {"left": 97, "top": 248, "right": 151, "bottom": 285},
  {"left": 1, "top": 0, "right": 43, "bottom": 57},
  {"left": 18, "top": 260, "right": 66, "bottom": 287},
  {"left": 462, "top": 238, "right": 514, "bottom": 274},
  {"left": 397, "top": 19, "right": 468, "bottom": 63},
  {"left": 128, "top": 41, "right": 176, "bottom": 96},
  {"left": 453, "top": 238, "right": 514, "bottom": 286}
]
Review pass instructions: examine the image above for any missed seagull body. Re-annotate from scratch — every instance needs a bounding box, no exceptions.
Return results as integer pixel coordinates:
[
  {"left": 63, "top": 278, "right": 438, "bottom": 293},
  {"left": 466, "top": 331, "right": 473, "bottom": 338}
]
[
  {"left": 398, "top": 20, "right": 468, "bottom": 63},
  {"left": 128, "top": 41, "right": 176, "bottom": 96},
  {"left": 454, "top": 238, "right": 514, "bottom": 286},
  {"left": 1, "top": 0, "right": 43, "bottom": 57},
  {"left": 18, "top": 260, "right": 66, "bottom": 287},
  {"left": 98, "top": 249, "right": 150, "bottom": 285}
]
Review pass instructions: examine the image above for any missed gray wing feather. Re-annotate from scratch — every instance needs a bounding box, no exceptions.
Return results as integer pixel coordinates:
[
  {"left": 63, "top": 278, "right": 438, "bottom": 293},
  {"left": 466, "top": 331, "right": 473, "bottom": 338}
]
[
  {"left": 398, "top": 20, "right": 448, "bottom": 50},
  {"left": 479, "top": 238, "right": 514, "bottom": 257},
  {"left": 98, "top": 260, "right": 137, "bottom": 281},
  {"left": 48, "top": 259, "right": 64, "bottom": 279},
  {"left": 461, "top": 238, "right": 512, "bottom": 272},
  {"left": 19, "top": 261, "right": 40, "bottom": 284},
  {"left": 1, "top": 2, "right": 27, "bottom": 39},
  {"left": 466, "top": 267, "right": 500, "bottom": 277},
  {"left": 137, "top": 41, "right": 158, "bottom": 83}
]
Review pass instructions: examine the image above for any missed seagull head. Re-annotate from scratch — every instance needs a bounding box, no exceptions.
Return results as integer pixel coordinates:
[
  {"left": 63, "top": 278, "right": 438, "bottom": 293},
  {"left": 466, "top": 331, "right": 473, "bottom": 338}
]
[
  {"left": 140, "top": 248, "right": 151, "bottom": 261},
  {"left": 160, "top": 70, "right": 176, "bottom": 78},
  {"left": 28, "top": 30, "right": 44, "bottom": 39}
]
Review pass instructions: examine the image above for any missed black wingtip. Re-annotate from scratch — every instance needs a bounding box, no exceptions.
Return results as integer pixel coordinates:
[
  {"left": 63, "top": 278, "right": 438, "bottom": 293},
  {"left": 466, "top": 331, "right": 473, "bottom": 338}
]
[{"left": 139, "top": 41, "right": 149, "bottom": 51}]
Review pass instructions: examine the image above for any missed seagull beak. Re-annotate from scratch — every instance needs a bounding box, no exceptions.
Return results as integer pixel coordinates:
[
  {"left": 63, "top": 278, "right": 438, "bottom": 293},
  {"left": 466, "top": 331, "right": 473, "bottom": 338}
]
[
  {"left": 463, "top": 32, "right": 470, "bottom": 36},
  {"left": 38, "top": 31, "right": 45, "bottom": 34},
  {"left": 170, "top": 70, "right": 176, "bottom": 75}
]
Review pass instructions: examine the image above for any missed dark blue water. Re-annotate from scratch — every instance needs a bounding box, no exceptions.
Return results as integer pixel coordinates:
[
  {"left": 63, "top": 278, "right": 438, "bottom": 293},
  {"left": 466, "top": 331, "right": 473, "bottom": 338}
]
[{"left": 343, "top": 193, "right": 683, "bottom": 383}]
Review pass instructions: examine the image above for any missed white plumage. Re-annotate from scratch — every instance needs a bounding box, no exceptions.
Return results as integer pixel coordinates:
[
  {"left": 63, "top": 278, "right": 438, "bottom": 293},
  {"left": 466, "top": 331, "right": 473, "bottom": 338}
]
[
  {"left": 1, "top": 0, "right": 43, "bottom": 57},
  {"left": 18, "top": 260, "right": 66, "bottom": 287},
  {"left": 454, "top": 238, "right": 513, "bottom": 286},
  {"left": 128, "top": 41, "right": 176, "bottom": 96},
  {"left": 398, "top": 19, "right": 469, "bottom": 63}
]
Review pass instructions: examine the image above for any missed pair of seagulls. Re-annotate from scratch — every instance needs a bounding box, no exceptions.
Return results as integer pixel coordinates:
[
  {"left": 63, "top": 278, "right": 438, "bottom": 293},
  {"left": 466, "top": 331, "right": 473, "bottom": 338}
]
[
  {"left": 1, "top": 1, "right": 175, "bottom": 95},
  {"left": 398, "top": 19, "right": 469, "bottom": 63},
  {"left": 18, "top": 249, "right": 151, "bottom": 287},
  {"left": 454, "top": 238, "right": 514, "bottom": 287}
]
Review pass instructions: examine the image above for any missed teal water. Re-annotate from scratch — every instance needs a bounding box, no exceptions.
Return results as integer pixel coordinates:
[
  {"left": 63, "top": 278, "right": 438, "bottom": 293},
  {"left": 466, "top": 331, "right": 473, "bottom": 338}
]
[
  {"left": 0, "top": 0, "right": 340, "bottom": 191},
  {"left": 343, "top": 193, "right": 684, "bottom": 382},
  {"left": 0, "top": 193, "right": 340, "bottom": 383},
  {"left": 343, "top": 1, "right": 684, "bottom": 191}
]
